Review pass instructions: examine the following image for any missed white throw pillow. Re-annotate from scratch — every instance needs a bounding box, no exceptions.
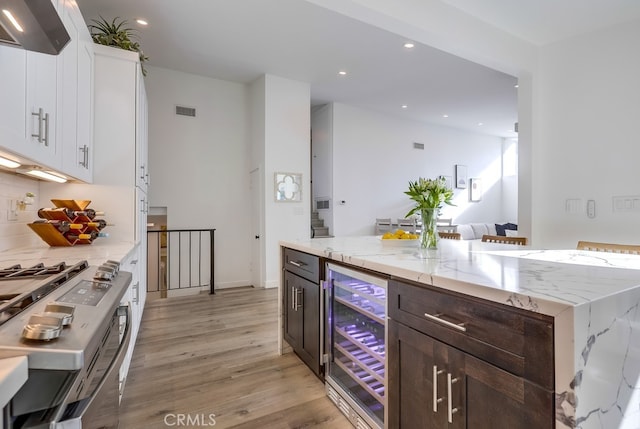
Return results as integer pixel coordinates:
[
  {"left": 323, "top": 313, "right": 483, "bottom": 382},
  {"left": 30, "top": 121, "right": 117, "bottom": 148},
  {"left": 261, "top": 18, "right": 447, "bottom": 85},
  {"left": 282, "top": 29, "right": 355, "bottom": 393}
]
[
  {"left": 505, "top": 229, "right": 519, "bottom": 237},
  {"left": 470, "top": 223, "right": 489, "bottom": 239},
  {"left": 457, "top": 224, "right": 475, "bottom": 240}
]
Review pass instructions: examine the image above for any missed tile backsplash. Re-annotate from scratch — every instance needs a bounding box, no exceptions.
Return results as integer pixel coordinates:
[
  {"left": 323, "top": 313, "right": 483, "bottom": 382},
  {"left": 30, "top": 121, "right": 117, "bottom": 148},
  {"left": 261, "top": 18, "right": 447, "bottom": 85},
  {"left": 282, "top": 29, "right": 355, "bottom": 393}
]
[{"left": 0, "top": 171, "right": 42, "bottom": 253}]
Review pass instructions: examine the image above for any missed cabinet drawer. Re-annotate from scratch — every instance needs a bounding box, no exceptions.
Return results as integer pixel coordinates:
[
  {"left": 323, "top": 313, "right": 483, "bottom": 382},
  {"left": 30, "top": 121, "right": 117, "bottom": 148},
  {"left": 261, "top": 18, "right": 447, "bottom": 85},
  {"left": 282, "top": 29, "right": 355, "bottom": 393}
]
[
  {"left": 283, "top": 248, "right": 320, "bottom": 283},
  {"left": 389, "top": 279, "right": 554, "bottom": 390}
]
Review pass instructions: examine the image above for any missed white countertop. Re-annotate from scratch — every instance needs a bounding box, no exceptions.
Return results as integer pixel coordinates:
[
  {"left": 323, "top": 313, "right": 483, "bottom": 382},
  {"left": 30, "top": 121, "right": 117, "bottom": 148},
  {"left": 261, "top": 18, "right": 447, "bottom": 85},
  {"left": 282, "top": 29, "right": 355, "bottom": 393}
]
[
  {"left": 280, "top": 236, "right": 640, "bottom": 317},
  {"left": 0, "top": 241, "right": 137, "bottom": 267}
]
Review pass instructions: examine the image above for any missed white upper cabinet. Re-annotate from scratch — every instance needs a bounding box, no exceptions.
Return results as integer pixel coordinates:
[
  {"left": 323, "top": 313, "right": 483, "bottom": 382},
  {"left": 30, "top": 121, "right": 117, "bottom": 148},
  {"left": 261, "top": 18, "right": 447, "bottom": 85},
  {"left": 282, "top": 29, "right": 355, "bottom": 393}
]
[
  {"left": 58, "top": 0, "right": 94, "bottom": 182},
  {"left": 0, "top": 0, "right": 94, "bottom": 181},
  {"left": 0, "top": 47, "right": 27, "bottom": 151}
]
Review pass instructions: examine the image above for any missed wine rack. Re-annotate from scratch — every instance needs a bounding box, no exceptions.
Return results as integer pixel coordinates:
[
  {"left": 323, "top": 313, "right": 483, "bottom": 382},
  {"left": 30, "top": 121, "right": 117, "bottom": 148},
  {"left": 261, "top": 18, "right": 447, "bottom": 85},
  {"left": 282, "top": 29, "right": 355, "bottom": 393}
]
[
  {"left": 326, "top": 263, "right": 388, "bottom": 429},
  {"left": 28, "top": 199, "right": 108, "bottom": 246}
]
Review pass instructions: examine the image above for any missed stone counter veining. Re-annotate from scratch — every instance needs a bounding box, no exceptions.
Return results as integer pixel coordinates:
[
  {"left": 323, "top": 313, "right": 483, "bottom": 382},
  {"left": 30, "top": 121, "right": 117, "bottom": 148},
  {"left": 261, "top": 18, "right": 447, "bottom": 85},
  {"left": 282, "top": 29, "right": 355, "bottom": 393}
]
[
  {"left": 280, "top": 236, "right": 640, "bottom": 429},
  {"left": 0, "top": 241, "right": 137, "bottom": 267}
]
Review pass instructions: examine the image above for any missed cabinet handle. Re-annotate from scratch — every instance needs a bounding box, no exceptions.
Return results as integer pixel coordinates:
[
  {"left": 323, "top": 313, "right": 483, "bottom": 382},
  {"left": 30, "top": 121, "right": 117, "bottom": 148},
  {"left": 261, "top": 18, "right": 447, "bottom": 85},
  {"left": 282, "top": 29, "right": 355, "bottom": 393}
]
[
  {"left": 295, "top": 288, "right": 303, "bottom": 310},
  {"left": 424, "top": 312, "right": 467, "bottom": 332},
  {"left": 433, "top": 365, "right": 445, "bottom": 412},
  {"left": 291, "top": 287, "right": 296, "bottom": 310},
  {"left": 43, "top": 112, "right": 49, "bottom": 146},
  {"left": 447, "top": 373, "right": 459, "bottom": 423},
  {"left": 133, "top": 282, "right": 140, "bottom": 304},
  {"left": 79, "top": 145, "right": 88, "bottom": 167},
  {"left": 131, "top": 259, "right": 139, "bottom": 265},
  {"left": 288, "top": 260, "right": 306, "bottom": 268},
  {"left": 31, "top": 108, "right": 44, "bottom": 143}
]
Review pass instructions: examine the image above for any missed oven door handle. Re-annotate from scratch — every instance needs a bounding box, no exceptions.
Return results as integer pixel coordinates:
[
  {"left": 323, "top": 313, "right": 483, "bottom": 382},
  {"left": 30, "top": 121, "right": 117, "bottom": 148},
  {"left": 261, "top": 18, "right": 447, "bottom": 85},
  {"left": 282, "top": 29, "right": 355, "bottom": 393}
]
[{"left": 54, "top": 303, "right": 132, "bottom": 428}]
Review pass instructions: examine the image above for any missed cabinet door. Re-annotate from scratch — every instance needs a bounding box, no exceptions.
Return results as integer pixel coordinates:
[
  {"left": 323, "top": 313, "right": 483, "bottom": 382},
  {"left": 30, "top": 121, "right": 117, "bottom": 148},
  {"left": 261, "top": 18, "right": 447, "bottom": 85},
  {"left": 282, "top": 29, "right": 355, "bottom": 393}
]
[
  {"left": 389, "top": 319, "right": 554, "bottom": 429},
  {"left": 0, "top": 46, "right": 27, "bottom": 153},
  {"left": 25, "top": 51, "right": 60, "bottom": 167},
  {"left": 300, "top": 274, "right": 319, "bottom": 372},
  {"left": 462, "top": 352, "right": 554, "bottom": 428},
  {"left": 135, "top": 67, "right": 148, "bottom": 191},
  {"left": 58, "top": 0, "right": 94, "bottom": 182},
  {"left": 388, "top": 319, "right": 445, "bottom": 428},
  {"left": 284, "top": 271, "right": 303, "bottom": 349}
]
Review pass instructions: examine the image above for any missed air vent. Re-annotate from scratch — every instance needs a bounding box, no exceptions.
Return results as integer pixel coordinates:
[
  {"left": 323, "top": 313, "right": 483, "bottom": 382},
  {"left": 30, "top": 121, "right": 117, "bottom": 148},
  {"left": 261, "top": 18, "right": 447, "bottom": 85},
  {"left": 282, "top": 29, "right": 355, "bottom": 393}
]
[
  {"left": 175, "top": 105, "right": 196, "bottom": 117},
  {"left": 315, "top": 199, "right": 330, "bottom": 210},
  {"left": 413, "top": 142, "right": 424, "bottom": 150}
]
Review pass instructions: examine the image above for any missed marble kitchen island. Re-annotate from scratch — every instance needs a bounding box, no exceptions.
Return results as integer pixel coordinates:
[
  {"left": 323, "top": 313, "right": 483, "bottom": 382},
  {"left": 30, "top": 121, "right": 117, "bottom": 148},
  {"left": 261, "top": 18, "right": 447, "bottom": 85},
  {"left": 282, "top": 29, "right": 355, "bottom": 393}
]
[{"left": 280, "top": 236, "right": 640, "bottom": 429}]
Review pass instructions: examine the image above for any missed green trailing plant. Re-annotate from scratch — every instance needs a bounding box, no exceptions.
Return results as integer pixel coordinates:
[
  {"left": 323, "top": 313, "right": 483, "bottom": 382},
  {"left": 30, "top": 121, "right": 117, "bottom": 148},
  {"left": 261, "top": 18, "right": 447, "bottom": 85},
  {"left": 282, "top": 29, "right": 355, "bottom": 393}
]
[{"left": 88, "top": 16, "right": 149, "bottom": 76}]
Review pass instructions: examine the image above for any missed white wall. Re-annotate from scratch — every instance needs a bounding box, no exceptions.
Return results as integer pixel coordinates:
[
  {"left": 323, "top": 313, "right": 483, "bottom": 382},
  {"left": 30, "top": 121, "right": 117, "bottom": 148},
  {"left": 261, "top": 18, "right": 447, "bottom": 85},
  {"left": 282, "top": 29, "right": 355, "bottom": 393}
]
[
  {"left": 262, "top": 75, "right": 311, "bottom": 288},
  {"left": 0, "top": 172, "right": 41, "bottom": 252},
  {"left": 325, "top": 103, "right": 513, "bottom": 236},
  {"left": 145, "top": 66, "right": 251, "bottom": 289},
  {"left": 532, "top": 20, "right": 640, "bottom": 248}
]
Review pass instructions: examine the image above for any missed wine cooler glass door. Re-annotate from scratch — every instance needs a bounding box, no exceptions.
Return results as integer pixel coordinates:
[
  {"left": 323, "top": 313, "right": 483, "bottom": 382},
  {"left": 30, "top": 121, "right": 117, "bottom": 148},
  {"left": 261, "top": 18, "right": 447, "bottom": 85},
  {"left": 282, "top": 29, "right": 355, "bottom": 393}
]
[{"left": 326, "top": 263, "right": 387, "bottom": 429}]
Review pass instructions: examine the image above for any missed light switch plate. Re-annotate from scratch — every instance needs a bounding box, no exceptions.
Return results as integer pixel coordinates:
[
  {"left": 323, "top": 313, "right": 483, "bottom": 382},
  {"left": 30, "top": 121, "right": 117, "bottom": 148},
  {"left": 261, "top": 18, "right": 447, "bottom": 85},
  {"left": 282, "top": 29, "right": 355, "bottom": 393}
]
[{"left": 613, "top": 195, "right": 640, "bottom": 213}]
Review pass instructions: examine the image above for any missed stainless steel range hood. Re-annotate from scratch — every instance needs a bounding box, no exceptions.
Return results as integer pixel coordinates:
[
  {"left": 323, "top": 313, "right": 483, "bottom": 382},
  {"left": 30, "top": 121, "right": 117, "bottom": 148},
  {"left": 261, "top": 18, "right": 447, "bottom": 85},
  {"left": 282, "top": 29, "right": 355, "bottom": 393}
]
[{"left": 0, "top": 0, "right": 70, "bottom": 55}]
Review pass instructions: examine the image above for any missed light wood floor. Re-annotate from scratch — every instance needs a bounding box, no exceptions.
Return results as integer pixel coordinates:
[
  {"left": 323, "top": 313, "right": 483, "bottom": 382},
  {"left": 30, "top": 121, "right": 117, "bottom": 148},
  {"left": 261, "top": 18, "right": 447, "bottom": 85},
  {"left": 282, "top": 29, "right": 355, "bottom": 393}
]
[{"left": 119, "top": 287, "right": 352, "bottom": 429}]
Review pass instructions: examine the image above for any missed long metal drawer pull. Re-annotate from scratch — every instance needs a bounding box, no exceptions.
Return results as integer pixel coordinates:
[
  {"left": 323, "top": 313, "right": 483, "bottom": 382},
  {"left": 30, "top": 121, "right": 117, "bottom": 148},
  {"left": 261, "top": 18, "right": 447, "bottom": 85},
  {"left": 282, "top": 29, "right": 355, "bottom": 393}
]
[
  {"left": 424, "top": 312, "right": 467, "bottom": 332},
  {"left": 433, "top": 365, "right": 444, "bottom": 412},
  {"left": 43, "top": 112, "right": 49, "bottom": 146},
  {"left": 447, "top": 373, "right": 459, "bottom": 423},
  {"left": 31, "top": 108, "right": 44, "bottom": 142},
  {"left": 291, "top": 287, "right": 296, "bottom": 310},
  {"left": 288, "top": 260, "right": 306, "bottom": 267}
]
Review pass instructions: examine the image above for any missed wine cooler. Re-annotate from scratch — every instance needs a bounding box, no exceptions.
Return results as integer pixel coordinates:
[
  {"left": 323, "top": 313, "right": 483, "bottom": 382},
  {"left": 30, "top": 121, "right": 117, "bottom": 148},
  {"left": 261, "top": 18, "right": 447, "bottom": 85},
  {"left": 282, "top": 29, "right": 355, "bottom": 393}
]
[{"left": 325, "top": 263, "right": 387, "bottom": 429}]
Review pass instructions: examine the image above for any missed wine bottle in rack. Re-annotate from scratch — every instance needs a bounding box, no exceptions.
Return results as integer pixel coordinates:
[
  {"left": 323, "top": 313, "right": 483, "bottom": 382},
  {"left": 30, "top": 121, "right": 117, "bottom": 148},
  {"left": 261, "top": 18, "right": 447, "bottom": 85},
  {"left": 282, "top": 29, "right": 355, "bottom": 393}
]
[
  {"left": 86, "top": 219, "right": 107, "bottom": 230},
  {"left": 37, "top": 208, "right": 74, "bottom": 220},
  {"left": 67, "top": 209, "right": 105, "bottom": 220},
  {"left": 65, "top": 231, "right": 97, "bottom": 241},
  {"left": 33, "top": 220, "right": 84, "bottom": 233}
]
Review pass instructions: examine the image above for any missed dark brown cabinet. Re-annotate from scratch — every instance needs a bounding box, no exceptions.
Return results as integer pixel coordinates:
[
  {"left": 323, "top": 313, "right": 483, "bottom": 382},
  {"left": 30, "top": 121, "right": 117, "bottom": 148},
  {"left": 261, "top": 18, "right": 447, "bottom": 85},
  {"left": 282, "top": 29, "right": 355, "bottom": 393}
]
[
  {"left": 282, "top": 248, "right": 322, "bottom": 378},
  {"left": 388, "top": 279, "right": 555, "bottom": 428}
]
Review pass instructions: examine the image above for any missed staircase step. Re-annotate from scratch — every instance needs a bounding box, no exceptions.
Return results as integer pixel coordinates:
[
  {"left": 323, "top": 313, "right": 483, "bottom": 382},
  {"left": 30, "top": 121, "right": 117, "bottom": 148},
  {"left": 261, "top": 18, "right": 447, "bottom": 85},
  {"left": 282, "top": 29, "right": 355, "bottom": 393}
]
[
  {"left": 311, "top": 211, "right": 320, "bottom": 220},
  {"left": 311, "top": 219, "right": 324, "bottom": 227},
  {"left": 312, "top": 226, "right": 329, "bottom": 236}
]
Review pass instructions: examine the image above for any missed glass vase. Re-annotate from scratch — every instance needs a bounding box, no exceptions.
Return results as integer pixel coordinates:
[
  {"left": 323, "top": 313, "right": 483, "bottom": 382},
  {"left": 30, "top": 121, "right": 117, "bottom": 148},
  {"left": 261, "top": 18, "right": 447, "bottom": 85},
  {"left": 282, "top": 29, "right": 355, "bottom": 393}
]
[{"left": 420, "top": 208, "right": 439, "bottom": 249}]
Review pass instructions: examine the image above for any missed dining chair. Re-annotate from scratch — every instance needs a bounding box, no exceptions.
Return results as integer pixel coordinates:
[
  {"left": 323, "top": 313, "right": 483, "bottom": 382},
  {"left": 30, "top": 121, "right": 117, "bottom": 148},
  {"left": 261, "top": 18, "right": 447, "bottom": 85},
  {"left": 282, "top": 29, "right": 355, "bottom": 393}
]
[
  {"left": 375, "top": 218, "right": 392, "bottom": 235},
  {"left": 438, "top": 232, "right": 461, "bottom": 240},
  {"left": 576, "top": 241, "right": 640, "bottom": 255},
  {"left": 396, "top": 218, "right": 417, "bottom": 234},
  {"left": 481, "top": 234, "right": 528, "bottom": 245}
]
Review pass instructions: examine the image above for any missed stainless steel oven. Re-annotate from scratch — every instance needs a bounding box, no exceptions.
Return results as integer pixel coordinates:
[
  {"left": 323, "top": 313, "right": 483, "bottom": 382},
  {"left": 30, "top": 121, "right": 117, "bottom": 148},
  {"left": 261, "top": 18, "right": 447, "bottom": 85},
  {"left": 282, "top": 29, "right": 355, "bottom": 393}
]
[{"left": 0, "top": 260, "right": 132, "bottom": 429}]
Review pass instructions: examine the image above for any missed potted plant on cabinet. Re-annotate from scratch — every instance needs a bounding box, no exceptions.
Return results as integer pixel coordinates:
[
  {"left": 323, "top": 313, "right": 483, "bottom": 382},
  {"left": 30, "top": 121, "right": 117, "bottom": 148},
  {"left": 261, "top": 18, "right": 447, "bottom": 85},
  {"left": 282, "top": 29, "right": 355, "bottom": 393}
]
[{"left": 88, "top": 16, "right": 149, "bottom": 75}]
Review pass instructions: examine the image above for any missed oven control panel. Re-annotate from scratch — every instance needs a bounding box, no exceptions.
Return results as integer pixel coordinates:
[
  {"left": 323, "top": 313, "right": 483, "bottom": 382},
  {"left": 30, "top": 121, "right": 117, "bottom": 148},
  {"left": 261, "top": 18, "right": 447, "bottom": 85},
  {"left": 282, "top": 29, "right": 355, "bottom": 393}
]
[{"left": 57, "top": 280, "right": 111, "bottom": 306}]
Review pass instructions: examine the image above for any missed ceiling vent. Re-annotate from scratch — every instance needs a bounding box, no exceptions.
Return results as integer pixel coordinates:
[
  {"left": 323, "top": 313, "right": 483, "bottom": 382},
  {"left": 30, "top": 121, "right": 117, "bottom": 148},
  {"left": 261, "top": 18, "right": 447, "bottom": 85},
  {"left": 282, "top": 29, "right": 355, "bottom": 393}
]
[
  {"left": 175, "top": 105, "right": 196, "bottom": 117},
  {"left": 413, "top": 142, "right": 425, "bottom": 150}
]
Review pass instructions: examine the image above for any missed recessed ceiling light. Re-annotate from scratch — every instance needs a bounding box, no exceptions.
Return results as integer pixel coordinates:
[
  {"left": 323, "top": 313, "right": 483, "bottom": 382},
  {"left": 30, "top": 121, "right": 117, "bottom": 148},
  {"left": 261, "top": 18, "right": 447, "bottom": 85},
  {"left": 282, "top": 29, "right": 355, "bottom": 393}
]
[
  {"left": 514, "top": 84, "right": 519, "bottom": 88},
  {"left": 401, "top": 105, "right": 408, "bottom": 109},
  {"left": 478, "top": 122, "right": 483, "bottom": 126},
  {"left": 442, "top": 114, "right": 449, "bottom": 118},
  {"left": 136, "top": 19, "right": 148, "bottom": 26},
  {"left": 338, "top": 71, "right": 347, "bottom": 76},
  {"left": 403, "top": 42, "right": 414, "bottom": 49}
]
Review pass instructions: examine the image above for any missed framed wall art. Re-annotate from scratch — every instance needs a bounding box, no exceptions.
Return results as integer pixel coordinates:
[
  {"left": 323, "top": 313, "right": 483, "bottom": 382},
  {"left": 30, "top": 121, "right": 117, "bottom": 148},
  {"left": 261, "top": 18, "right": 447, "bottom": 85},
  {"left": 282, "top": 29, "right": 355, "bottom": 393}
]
[
  {"left": 274, "top": 172, "right": 302, "bottom": 202},
  {"left": 470, "top": 178, "right": 483, "bottom": 202},
  {"left": 455, "top": 165, "right": 467, "bottom": 189}
]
